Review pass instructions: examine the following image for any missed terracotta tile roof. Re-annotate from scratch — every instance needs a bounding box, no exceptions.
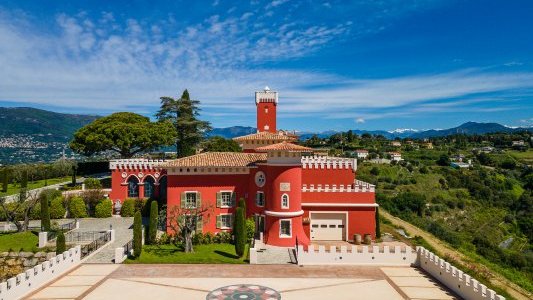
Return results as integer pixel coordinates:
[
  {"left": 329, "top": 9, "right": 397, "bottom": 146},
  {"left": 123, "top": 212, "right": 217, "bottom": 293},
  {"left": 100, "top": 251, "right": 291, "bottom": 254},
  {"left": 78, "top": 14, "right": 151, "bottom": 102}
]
[
  {"left": 255, "top": 141, "right": 312, "bottom": 152},
  {"left": 162, "top": 152, "right": 267, "bottom": 167},
  {"left": 233, "top": 131, "right": 297, "bottom": 141}
]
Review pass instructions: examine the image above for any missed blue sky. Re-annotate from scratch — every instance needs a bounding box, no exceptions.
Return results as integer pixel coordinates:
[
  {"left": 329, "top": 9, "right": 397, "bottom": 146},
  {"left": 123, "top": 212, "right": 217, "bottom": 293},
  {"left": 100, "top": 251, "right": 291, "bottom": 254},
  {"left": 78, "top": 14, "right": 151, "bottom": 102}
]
[{"left": 0, "top": 0, "right": 532, "bottom": 132}]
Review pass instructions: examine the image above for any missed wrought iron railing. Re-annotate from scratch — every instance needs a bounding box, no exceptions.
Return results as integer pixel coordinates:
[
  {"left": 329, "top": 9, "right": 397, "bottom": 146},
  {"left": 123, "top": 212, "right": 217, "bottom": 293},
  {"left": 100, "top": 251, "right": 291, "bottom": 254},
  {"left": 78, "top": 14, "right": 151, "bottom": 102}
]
[
  {"left": 294, "top": 237, "right": 299, "bottom": 264},
  {"left": 80, "top": 231, "right": 112, "bottom": 259},
  {"left": 123, "top": 239, "right": 133, "bottom": 256},
  {"left": 65, "top": 231, "right": 108, "bottom": 243}
]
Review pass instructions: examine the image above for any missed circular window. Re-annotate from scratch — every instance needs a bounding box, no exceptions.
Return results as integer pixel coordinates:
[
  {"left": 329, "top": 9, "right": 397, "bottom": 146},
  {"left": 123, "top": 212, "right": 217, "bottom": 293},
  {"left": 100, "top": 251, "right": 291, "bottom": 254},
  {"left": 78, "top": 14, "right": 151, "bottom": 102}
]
[{"left": 255, "top": 171, "right": 266, "bottom": 187}]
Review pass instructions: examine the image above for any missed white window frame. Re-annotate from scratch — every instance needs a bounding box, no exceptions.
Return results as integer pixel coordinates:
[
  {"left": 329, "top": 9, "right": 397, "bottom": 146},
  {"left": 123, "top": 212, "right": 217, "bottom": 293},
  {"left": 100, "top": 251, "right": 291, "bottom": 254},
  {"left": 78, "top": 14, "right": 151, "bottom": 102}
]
[
  {"left": 220, "top": 190, "right": 233, "bottom": 208},
  {"left": 256, "top": 191, "right": 265, "bottom": 207},
  {"left": 279, "top": 219, "right": 292, "bottom": 238},
  {"left": 185, "top": 191, "right": 197, "bottom": 208},
  {"left": 281, "top": 193, "right": 289, "bottom": 209},
  {"left": 220, "top": 213, "right": 232, "bottom": 229}
]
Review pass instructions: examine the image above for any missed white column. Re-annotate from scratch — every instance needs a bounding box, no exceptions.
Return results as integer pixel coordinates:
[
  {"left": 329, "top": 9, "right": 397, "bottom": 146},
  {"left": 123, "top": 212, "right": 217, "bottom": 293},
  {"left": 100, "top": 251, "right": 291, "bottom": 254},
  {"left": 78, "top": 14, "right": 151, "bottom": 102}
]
[{"left": 39, "top": 232, "right": 48, "bottom": 248}]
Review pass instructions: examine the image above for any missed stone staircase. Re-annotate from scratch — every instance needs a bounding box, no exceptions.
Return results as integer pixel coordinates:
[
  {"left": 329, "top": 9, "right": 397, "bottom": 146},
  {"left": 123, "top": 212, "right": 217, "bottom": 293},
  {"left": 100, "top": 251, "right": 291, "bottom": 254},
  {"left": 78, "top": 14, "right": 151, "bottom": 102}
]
[{"left": 253, "top": 238, "right": 297, "bottom": 264}]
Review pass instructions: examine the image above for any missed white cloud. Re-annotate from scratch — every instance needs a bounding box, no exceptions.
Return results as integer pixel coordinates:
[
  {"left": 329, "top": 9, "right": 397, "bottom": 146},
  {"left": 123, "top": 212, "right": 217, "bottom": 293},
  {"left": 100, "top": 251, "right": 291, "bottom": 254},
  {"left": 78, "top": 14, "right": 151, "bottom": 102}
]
[
  {"left": 0, "top": 4, "right": 531, "bottom": 128},
  {"left": 356, "top": 118, "right": 365, "bottom": 123}
]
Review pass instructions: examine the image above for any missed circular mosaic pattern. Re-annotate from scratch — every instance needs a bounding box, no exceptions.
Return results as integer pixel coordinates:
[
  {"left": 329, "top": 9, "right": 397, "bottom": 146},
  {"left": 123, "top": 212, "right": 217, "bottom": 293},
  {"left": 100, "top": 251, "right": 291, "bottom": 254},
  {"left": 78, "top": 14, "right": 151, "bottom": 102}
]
[{"left": 206, "top": 284, "right": 281, "bottom": 300}]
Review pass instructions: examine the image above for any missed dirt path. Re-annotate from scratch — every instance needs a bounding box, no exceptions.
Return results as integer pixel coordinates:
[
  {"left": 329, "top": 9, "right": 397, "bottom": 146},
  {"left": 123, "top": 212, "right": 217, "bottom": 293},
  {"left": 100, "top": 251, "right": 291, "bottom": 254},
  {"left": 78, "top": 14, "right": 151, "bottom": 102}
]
[{"left": 381, "top": 209, "right": 532, "bottom": 300}]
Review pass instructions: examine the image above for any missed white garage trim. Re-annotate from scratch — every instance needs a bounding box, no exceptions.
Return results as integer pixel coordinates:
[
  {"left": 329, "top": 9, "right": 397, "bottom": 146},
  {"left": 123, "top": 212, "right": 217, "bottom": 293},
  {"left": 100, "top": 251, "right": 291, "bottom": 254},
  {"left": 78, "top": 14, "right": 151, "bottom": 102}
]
[
  {"left": 310, "top": 211, "right": 349, "bottom": 241},
  {"left": 303, "top": 203, "right": 378, "bottom": 207}
]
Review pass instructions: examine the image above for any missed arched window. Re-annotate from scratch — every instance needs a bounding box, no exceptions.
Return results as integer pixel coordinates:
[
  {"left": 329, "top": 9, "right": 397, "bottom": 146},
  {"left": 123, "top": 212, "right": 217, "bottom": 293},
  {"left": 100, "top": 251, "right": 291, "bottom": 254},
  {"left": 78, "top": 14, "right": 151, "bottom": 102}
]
[
  {"left": 281, "top": 194, "right": 289, "bottom": 209},
  {"left": 144, "top": 176, "right": 155, "bottom": 198},
  {"left": 127, "top": 176, "right": 139, "bottom": 198}
]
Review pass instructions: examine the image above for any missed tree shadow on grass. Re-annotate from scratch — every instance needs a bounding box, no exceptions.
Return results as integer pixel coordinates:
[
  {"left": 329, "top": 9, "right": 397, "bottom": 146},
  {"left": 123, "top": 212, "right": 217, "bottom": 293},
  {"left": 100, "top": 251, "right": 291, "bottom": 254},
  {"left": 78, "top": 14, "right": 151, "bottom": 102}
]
[
  {"left": 214, "top": 250, "right": 240, "bottom": 259},
  {"left": 145, "top": 246, "right": 184, "bottom": 256}
]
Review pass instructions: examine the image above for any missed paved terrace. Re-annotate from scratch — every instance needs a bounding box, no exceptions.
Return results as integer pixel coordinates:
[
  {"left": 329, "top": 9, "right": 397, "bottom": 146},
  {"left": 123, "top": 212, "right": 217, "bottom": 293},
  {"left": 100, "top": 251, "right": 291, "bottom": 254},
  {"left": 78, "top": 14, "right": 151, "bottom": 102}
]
[{"left": 25, "top": 264, "right": 459, "bottom": 300}]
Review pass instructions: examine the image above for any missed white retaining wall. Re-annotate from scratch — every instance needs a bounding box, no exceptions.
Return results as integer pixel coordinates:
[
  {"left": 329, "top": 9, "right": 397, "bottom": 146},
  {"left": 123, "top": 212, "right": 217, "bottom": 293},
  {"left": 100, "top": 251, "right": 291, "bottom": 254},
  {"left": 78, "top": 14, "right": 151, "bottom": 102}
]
[
  {"left": 417, "top": 247, "right": 505, "bottom": 300},
  {"left": 0, "top": 246, "right": 81, "bottom": 300},
  {"left": 297, "top": 245, "right": 417, "bottom": 266}
]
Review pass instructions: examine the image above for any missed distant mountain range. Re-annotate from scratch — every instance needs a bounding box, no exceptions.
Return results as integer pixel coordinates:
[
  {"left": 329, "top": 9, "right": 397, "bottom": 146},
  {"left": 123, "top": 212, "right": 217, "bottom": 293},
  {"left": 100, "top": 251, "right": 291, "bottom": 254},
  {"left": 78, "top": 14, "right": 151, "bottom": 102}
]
[
  {"left": 1, "top": 107, "right": 531, "bottom": 142},
  {"left": 210, "top": 122, "right": 532, "bottom": 140}
]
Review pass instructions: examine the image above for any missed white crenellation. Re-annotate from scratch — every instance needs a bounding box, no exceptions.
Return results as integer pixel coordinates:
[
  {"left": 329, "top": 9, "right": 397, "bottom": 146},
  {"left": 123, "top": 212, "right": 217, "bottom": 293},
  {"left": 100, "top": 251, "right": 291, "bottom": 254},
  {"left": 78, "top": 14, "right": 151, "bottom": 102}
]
[
  {"left": 297, "top": 245, "right": 417, "bottom": 266},
  {"left": 417, "top": 247, "right": 505, "bottom": 300},
  {"left": 0, "top": 246, "right": 81, "bottom": 300},
  {"left": 301, "top": 156, "right": 357, "bottom": 171},
  {"left": 109, "top": 159, "right": 165, "bottom": 170},
  {"left": 302, "top": 180, "right": 375, "bottom": 193}
]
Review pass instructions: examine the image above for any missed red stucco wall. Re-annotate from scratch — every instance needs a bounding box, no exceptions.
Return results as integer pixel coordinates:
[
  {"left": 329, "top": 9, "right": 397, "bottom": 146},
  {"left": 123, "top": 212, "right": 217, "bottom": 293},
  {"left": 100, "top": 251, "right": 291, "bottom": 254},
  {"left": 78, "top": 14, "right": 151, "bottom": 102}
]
[{"left": 256, "top": 102, "right": 277, "bottom": 133}]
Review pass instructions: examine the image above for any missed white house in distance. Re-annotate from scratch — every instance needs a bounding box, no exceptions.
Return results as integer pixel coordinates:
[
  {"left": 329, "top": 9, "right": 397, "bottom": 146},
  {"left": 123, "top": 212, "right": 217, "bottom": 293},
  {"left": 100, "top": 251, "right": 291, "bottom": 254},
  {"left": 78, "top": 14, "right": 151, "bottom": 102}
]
[
  {"left": 355, "top": 149, "right": 369, "bottom": 159},
  {"left": 388, "top": 152, "right": 402, "bottom": 161},
  {"left": 391, "top": 141, "right": 402, "bottom": 147}
]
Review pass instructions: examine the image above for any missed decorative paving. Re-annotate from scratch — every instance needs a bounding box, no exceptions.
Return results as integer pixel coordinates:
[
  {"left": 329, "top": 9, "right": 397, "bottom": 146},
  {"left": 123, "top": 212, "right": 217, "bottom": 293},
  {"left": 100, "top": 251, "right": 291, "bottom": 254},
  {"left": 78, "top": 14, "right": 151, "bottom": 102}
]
[
  {"left": 206, "top": 284, "right": 281, "bottom": 300},
  {"left": 25, "top": 264, "right": 459, "bottom": 300}
]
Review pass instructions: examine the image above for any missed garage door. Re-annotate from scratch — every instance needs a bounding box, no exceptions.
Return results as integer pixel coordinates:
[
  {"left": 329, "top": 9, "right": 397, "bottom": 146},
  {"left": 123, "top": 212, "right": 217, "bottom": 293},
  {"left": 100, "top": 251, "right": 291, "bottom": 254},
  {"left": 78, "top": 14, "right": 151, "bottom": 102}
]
[{"left": 310, "top": 213, "right": 346, "bottom": 241}]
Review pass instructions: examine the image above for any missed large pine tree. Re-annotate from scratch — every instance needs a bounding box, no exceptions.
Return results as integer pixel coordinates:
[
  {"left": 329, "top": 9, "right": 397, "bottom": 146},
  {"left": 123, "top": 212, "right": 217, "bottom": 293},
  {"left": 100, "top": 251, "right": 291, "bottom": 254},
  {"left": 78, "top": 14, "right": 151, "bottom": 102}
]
[{"left": 156, "top": 90, "right": 211, "bottom": 157}]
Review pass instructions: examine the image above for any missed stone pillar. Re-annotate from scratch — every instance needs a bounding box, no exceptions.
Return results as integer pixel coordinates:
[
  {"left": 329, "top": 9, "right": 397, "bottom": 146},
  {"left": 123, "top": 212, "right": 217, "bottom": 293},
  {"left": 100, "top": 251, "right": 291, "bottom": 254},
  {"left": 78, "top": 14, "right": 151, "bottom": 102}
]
[
  {"left": 114, "top": 247, "right": 125, "bottom": 264},
  {"left": 108, "top": 229, "right": 115, "bottom": 242},
  {"left": 39, "top": 232, "right": 48, "bottom": 248}
]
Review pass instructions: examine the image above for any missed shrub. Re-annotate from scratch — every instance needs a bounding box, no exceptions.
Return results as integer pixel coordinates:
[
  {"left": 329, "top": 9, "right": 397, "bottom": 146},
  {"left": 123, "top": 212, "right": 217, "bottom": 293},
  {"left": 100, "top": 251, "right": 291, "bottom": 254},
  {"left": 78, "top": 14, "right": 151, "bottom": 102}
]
[
  {"left": 95, "top": 199, "right": 112, "bottom": 218},
  {"left": 245, "top": 218, "right": 255, "bottom": 242},
  {"left": 148, "top": 201, "right": 158, "bottom": 245},
  {"left": 50, "top": 197, "right": 66, "bottom": 219},
  {"left": 234, "top": 207, "right": 246, "bottom": 257},
  {"left": 69, "top": 196, "right": 88, "bottom": 218},
  {"left": 133, "top": 211, "right": 142, "bottom": 257},
  {"left": 135, "top": 198, "right": 150, "bottom": 217},
  {"left": 56, "top": 231, "right": 66, "bottom": 254},
  {"left": 84, "top": 178, "right": 102, "bottom": 189},
  {"left": 192, "top": 232, "right": 204, "bottom": 245},
  {"left": 121, "top": 198, "right": 136, "bottom": 217},
  {"left": 30, "top": 202, "right": 41, "bottom": 220},
  {"left": 204, "top": 232, "right": 214, "bottom": 244},
  {"left": 370, "top": 167, "right": 380, "bottom": 176},
  {"left": 215, "top": 232, "right": 232, "bottom": 244}
]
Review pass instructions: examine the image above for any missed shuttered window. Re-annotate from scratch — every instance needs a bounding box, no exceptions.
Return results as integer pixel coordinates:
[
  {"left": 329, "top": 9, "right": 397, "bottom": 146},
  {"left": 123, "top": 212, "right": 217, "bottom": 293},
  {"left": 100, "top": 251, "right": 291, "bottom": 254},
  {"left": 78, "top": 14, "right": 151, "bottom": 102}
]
[
  {"left": 217, "top": 214, "right": 233, "bottom": 229},
  {"left": 256, "top": 192, "right": 265, "bottom": 207}
]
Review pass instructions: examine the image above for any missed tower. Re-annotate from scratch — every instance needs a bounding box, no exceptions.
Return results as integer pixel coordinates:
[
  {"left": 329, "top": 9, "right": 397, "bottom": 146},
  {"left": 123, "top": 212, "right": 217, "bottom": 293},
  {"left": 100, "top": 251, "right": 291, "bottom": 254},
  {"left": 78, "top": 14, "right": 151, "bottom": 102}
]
[
  {"left": 256, "top": 142, "right": 311, "bottom": 247},
  {"left": 255, "top": 86, "right": 277, "bottom": 133}
]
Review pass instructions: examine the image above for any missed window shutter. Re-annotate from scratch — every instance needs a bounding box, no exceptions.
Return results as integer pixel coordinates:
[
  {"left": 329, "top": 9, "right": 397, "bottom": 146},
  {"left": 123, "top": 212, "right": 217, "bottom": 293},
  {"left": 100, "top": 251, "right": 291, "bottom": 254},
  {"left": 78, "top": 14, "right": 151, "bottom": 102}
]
[
  {"left": 231, "top": 192, "right": 236, "bottom": 207},
  {"left": 196, "top": 192, "right": 201, "bottom": 208},
  {"left": 256, "top": 193, "right": 260, "bottom": 206},
  {"left": 180, "top": 192, "right": 186, "bottom": 208},
  {"left": 216, "top": 192, "right": 221, "bottom": 208},
  {"left": 216, "top": 215, "right": 221, "bottom": 229},
  {"left": 230, "top": 214, "right": 234, "bottom": 228},
  {"left": 196, "top": 216, "right": 203, "bottom": 233}
]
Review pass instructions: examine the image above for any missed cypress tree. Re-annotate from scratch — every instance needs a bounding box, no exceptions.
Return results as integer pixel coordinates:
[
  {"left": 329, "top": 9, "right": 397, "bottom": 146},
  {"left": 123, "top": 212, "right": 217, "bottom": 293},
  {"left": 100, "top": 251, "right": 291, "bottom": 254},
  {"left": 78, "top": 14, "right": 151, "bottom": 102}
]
[
  {"left": 40, "top": 192, "right": 51, "bottom": 231},
  {"left": 56, "top": 231, "right": 66, "bottom": 253},
  {"left": 21, "top": 170, "right": 28, "bottom": 189},
  {"left": 71, "top": 165, "right": 77, "bottom": 186},
  {"left": 234, "top": 207, "right": 246, "bottom": 257},
  {"left": 148, "top": 201, "right": 158, "bottom": 245},
  {"left": 375, "top": 207, "right": 381, "bottom": 239},
  {"left": 133, "top": 211, "right": 143, "bottom": 257},
  {"left": 1, "top": 168, "right": 8, "bottom": 193},
  {"left": 156, "top": 89, "right": 212, "bottom": 157}
]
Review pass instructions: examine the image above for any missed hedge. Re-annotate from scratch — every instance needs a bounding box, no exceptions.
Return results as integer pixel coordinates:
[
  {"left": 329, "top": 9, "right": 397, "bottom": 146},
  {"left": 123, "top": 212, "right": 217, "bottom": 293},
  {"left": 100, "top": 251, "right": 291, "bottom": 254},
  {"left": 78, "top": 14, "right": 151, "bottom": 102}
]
[
  {"left": 95, "top": 199, "right": 113, "bottom": 218},
  {"left": 50, "top": 197, "right": 66, "bottom": 219},
  {"left": 69, "top": 196, "right": 88, "bottom": 218}
]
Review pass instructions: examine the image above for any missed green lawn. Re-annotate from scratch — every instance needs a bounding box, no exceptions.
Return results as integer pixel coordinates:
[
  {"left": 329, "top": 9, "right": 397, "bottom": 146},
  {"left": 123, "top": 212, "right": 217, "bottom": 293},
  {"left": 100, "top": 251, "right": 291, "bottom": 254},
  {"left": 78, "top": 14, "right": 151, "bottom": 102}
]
[
  {"left": 0, "top": 176, "right": 78, "bottom": 196},
  {"left": 0, "top": 231, "right": 39, "bottom": 252},
  {"left": 126, "top": 243, "right": 248, "bottom": 264}
]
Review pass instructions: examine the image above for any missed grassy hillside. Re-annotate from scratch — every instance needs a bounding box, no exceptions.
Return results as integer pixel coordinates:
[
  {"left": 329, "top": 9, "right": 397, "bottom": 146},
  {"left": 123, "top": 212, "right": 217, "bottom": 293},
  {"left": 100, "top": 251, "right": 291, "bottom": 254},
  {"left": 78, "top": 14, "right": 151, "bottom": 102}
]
[{"left": 0, "top": 107, "right": 99, "bottom": 140}]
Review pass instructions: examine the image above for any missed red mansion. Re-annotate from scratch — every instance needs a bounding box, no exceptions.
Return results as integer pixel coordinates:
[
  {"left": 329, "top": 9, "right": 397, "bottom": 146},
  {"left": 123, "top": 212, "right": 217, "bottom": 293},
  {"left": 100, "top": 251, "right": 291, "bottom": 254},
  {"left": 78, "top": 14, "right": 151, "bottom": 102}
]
[{"left": 109, "top": 88, "right": 377, "bottom": 247}]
